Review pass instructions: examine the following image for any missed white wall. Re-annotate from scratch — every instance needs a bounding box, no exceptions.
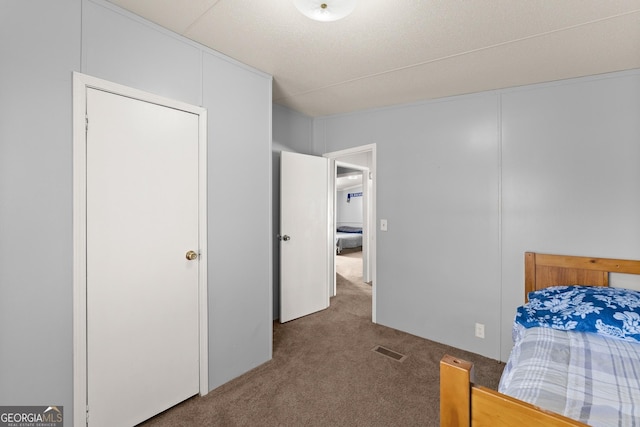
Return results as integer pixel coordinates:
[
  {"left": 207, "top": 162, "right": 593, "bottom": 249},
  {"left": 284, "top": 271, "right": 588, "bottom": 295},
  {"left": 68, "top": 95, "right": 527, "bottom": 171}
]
[
  {"left": 337, "top": 185, "right": 364, "bottom": 226},
  {"left": 1, "top": 0, "right": 273, "bottom": 421},
  {"left": 312, "top": 69, "right": 640, "bottom": 361}
]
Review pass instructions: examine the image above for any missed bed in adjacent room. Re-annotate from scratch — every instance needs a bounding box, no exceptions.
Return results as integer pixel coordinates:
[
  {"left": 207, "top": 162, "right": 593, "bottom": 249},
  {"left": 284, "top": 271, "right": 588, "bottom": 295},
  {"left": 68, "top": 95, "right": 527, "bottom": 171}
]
[
  {"left": 440, "top": 252, "right": 640, "bottom": 426},
  {"left": 335, "top": 226, "right": 362, "bottom": 254}
]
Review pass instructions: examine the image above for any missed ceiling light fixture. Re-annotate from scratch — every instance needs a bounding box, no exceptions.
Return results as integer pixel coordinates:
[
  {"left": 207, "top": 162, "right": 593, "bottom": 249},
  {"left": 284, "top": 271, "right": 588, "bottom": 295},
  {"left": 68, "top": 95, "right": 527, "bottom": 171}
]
[{"left": 293, "top": 0, "right": 357, "bottom": 22}]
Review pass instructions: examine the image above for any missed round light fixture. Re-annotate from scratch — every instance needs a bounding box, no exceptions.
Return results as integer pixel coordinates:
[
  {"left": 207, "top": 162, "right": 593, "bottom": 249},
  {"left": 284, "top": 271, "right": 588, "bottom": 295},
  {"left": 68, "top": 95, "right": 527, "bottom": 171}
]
[{"left": 293, "top": 0, "right": 358, "bottom": 22}]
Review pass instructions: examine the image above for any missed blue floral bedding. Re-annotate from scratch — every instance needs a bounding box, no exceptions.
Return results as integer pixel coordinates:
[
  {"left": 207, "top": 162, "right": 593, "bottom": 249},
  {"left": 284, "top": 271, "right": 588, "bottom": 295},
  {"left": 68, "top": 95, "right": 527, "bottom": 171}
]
[{"left": 516, "top": 285, "right": 640, "bottom": 342}]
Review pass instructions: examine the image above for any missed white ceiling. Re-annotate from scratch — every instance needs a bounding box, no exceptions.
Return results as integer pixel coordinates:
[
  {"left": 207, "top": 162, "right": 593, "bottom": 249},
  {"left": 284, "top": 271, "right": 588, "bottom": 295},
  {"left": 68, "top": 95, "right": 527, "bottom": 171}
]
[
  {"left": 108, "top": 0, "right": 640, "bottom": 117},
  {"left": 336, "top": 170, "right": 362, "bottom": 191}
]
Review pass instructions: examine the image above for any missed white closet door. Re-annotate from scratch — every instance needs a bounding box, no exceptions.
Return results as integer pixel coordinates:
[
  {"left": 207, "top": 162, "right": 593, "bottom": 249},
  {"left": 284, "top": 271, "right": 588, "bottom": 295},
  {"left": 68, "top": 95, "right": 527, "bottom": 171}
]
[{"left": 86, "top": 88, "right": 200, "bottom": 427}]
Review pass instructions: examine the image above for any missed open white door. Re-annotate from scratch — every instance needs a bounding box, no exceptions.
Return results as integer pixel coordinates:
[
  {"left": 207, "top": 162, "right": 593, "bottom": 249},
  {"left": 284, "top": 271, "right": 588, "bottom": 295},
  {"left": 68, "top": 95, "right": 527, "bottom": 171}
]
[{"left": 280, "top": 151, "right": 330, "bottom": 323}]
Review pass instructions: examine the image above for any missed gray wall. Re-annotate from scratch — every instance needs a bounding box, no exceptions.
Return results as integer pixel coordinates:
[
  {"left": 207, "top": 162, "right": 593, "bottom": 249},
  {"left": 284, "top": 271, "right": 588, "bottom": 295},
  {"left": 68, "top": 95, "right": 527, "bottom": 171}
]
[
  {"left": 273, "top": 104, "right": 314, "bottom": 155},
  {"left": 1, "top": 0, "right": 272, "bottom": 421},
  {"left": 311, "top": 70, "right": 640, "bottom": 361},
  {"left": 1, "top": 0, "right": 80, "bottom": 410}
]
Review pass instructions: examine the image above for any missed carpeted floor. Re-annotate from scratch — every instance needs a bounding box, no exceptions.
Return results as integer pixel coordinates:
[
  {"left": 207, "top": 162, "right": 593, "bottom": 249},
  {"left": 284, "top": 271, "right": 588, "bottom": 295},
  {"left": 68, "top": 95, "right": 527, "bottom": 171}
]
[{"left": 140, "top": 251, "right": 504, "bottom": 426}]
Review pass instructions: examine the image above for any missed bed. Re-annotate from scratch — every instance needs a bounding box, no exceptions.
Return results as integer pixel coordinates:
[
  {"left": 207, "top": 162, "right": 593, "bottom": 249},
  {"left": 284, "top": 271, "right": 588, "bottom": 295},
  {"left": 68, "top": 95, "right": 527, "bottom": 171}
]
[
  {"left": 335, "top": 226, "right": 362, "bottom": 254},
  {"left": 440, "top": 252, "right": 640, "bottom": 426}
]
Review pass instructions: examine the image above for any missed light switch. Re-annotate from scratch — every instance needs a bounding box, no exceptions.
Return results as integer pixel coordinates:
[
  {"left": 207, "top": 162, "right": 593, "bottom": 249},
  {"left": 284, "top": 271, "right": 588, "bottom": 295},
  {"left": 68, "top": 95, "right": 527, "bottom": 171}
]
[{"left": 380, "top": 219, "right": 388, "bottom": 231}]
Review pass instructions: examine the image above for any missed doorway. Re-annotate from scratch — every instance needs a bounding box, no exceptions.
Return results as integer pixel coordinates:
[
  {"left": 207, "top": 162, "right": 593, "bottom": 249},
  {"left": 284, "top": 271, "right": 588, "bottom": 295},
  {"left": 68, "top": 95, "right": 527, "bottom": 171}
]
[
  {"left": 72, "top": 73, "right": 209, "bottom": 426},
  {"left": 334, "top": 166, "right": 367, "bottom": 300},
  {"left": 334, "top": 165, "right": 366, "bottom": 282},
  {"left": 324, "top": 144, "right": 376, "bottom": 322}
]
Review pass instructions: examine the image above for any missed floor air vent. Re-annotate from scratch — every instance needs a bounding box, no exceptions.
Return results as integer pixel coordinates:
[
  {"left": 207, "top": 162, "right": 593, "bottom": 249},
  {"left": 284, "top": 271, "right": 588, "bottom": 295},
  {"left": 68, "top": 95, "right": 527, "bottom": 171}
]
[{"left": 372, "top": 345, "right": 407, "bottom": 362}]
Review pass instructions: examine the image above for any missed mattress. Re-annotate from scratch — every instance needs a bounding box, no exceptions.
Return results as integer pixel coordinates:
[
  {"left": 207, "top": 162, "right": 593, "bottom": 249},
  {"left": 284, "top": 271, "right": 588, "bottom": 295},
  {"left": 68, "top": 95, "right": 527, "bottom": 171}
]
[
  {"left": 335, "top": 232, "right": 362, "bottom": 253},
  {"left": 498, "top": 325, "right": 640, "bottom": 426}
]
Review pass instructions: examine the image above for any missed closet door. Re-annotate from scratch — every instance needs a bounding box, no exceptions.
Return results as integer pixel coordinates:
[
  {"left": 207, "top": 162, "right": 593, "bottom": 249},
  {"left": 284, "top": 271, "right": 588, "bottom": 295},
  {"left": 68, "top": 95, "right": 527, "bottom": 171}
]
[{"left": 86, "top": 87, "right": 200, "bottom": 426}]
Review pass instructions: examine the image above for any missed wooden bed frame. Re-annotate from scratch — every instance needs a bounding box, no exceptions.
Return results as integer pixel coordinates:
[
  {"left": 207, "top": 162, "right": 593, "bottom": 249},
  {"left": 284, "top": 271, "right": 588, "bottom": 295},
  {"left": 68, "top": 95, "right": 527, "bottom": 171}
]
[{"left": 440, "top": 251, "right": 640, "bottom": 426}]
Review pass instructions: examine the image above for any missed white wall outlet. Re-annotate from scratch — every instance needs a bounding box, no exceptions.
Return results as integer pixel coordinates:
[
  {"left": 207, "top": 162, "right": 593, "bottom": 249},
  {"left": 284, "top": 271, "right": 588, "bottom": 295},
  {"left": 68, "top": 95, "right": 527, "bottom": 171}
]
[
  {"left": 475, "top": 323, "right": 485, "bottom": 339},
  {"left": 380, "top": 219, "right": 388, "bottom": 231}
]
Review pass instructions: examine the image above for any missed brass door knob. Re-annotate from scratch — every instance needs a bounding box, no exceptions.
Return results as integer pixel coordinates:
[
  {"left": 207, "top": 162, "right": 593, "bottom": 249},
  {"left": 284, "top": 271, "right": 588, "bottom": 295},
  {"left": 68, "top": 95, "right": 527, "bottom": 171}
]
[{"left": 186, "top": 250, "right": 198, "bottom": 261}]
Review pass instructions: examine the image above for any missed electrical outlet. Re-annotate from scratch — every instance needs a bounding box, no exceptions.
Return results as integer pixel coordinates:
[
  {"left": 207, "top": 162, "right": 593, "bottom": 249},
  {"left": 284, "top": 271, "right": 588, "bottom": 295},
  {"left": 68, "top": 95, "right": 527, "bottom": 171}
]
[{"left": 475, "top": 323, "right": 485, "bottom": 339}]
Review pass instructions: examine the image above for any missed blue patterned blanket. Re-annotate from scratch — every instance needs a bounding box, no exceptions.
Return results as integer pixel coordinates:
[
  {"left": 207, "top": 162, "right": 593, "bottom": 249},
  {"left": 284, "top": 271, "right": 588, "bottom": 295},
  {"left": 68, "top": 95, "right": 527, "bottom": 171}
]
[{"left": 516, "top": 285, "right": 640, "bottom": 342}]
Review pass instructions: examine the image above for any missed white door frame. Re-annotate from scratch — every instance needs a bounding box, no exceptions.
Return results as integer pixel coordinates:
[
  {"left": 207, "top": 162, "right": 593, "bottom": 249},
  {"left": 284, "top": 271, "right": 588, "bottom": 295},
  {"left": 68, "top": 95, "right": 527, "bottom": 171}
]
[
  {"left": 72, "top": 72, "right": 209, "bottom": 426},
  {"left": 324, "top": 144, "right": 376, "bottom": 322}
]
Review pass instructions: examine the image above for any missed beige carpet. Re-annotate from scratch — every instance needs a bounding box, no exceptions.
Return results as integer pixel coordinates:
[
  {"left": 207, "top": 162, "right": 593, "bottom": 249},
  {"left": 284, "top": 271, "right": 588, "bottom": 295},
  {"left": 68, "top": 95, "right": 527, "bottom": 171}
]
[
  {"left": 335, "top": 248, "right": 367, "bottom": 281},
  {"left": 140, "top": 250, "right": 504, "bottom": 426}
]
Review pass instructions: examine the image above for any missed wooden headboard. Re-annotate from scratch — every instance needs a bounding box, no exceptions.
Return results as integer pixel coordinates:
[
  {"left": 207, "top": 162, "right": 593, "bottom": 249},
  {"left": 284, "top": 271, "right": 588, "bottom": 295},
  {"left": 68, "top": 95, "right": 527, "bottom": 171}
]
[{"left": 524, "top": 252, "right": 640, "bottom": 302}]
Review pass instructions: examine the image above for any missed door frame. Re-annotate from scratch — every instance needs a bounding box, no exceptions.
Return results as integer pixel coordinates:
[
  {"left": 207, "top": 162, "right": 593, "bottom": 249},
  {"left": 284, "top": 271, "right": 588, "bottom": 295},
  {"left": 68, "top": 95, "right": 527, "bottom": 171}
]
[
  {"left": 72, "top": 72, "right": 209, "bottom": 426},
  {"left": 324, "top": 144, "right": 376, "bottom": 322}
]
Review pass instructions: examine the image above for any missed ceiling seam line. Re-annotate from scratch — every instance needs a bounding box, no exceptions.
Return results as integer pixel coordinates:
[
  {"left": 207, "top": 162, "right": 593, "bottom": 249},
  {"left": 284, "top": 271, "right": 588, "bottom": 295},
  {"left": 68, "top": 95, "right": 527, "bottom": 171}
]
[
  {"left": 273, "top": 8, "right": 640, "bottom": 102},
  {"left": 182, "top": 0, "right": 224, "bottom": 35}
]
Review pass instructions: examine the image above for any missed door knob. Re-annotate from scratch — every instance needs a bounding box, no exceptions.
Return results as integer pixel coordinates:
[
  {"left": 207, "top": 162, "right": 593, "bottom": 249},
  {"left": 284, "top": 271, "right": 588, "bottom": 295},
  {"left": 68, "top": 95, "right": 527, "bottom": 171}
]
[
  {"left": 186, "top": 250, "right": 198, "bottom": 260},
  {"left": 282, "top": 235, "right": 291, "bottom": 241}
]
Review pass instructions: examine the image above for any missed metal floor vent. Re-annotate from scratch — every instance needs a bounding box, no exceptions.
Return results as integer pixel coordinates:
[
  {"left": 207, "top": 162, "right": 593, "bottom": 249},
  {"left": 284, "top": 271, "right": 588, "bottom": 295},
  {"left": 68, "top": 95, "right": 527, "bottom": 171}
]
[{"left": 372, "top": 345, "right": 407, "bottom": 362}]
